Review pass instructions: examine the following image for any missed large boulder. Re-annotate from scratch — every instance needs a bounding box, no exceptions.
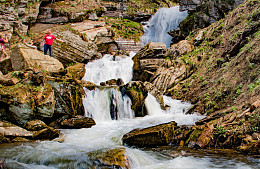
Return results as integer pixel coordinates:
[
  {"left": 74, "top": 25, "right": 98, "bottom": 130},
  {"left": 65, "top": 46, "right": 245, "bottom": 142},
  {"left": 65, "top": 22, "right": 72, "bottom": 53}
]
[
  {"left": 33, "top": 127, "right": 60, "bottom": 140},
  {"left": 0, "top": 74, "right": 55, "bottom": 125},
  {"left": 47, "top": 80, "right": 85, "bottom": 118},
  {"left": 133, "top": 42, "right": 167, "bottom": 82},
  {"left": 60, "top": 115, "right": 96, "bottom": 129},
  {"left": 89, "top": 148, "right": 130, "bottom": 169},
  {"left": 122, "top": 121, "right": 178, "bottom": 147},
  {"left": 52, "top": 29, "right": 102, "bottom": 65},
  {"left": 123, "top": 81, "right": 148, "bottom": 117},
  {"left": 0, "top": 121, "right": 33, "bottom": 138},
  {"left": 10, "top": 44, "right": 64, "bottom": 72},
  {"left": 65, "top": 63, "right": 85, "bottom": 81},
  {"left": 0, "top": 58, "right": 13, "bottom": 75},
  {"left": 23, "top": 120, "right": 48, "bottom": 131}
]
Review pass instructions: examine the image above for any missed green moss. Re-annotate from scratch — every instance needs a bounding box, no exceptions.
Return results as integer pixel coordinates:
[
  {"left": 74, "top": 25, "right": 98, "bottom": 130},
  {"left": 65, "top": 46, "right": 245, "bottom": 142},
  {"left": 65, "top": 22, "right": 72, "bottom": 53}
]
[
  {"left": 185, "top": 129, "right": 202, "bottom": 144},
  {"left": 104, "top": 17, "right": 143, "bottom": 42}
]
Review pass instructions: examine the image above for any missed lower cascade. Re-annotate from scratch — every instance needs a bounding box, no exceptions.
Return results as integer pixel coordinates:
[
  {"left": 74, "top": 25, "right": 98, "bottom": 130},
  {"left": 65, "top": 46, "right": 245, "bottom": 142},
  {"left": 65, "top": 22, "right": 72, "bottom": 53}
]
[{"left": 0, "top": 54, "right": 256, "bottom": 168}]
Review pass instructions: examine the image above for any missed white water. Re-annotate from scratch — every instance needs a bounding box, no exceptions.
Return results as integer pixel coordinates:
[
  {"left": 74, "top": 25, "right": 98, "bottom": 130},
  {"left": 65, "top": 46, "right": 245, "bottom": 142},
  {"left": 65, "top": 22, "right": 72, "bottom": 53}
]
[
  {"left": 83, "top": 88, "right": 134, "bottom": 121},
  {"left": 0, "top": 9, "right": 257, "bottom": 169},
  {"left": 0, "top": 52, "right": 255, "bottom": 169},
  {"left": 142, "top": 6, "right": 188, "bottom": 48},
  {"left": 82, "top": 52, "right": 135, "bottom": 85}
]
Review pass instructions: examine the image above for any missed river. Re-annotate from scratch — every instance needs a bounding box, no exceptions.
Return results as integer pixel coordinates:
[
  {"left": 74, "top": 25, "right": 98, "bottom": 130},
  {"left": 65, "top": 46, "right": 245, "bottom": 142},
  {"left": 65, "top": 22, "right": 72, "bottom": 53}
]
[{"left": 0, "top": 6, "right": 259, "bottom": 169}]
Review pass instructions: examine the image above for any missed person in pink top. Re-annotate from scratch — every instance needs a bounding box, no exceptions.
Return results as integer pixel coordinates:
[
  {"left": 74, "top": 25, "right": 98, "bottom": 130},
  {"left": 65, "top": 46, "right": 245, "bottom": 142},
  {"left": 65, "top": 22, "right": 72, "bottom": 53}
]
[
  {"left": 43, "top": 30, "right": 63, "bottom": 57},
  {"left": 0, "top": 33, "right": 8, "bottom": 61}
]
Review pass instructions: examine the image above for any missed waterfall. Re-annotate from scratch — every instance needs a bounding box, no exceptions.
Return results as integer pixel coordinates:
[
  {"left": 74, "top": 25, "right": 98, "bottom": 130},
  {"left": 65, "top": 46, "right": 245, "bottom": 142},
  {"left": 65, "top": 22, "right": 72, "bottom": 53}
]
[
  {"left": 142, "top": 6, "right": 188, "bottom": 48},
  {"left": 145, "top": 94, "right": 164, "bottom": 116},
  {"left": 82, "top": 53, "right": 135, "bottom": 121},
  {"left": 83, "top": 88, "right": 134, "bottom": 122},
  {"left": 82, "top": 52, "right": 135, "bottom": 85}
]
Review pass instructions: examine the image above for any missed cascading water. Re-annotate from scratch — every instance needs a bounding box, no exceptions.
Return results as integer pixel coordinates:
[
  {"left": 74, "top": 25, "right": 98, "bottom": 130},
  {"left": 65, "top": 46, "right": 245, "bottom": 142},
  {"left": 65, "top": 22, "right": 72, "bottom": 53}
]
[
  {"left": 83, "top": 88, "right": 134, "bottom": 121},
  {"left": 82, "top": 52, "right": 135, "bottom": 85},
  {"left": 142, "top": 6, "right": 188, "bottom": 48},
  {"left": 0, "top": 7, "right": 256, "bottom": 169},
  {"left": 82, "top": 52, "right": 136, "bottom": 121}
]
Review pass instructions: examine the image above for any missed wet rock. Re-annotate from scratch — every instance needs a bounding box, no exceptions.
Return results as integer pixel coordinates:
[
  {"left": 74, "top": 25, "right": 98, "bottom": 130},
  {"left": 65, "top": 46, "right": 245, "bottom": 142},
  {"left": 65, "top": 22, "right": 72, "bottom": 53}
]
[
  {"left": 0, "top": 58, "right": 13, "bottom": 75},
  {"left": 0, "top": 79, "right": 55, "bottom": 125},
  {"left": 0, "top": 121, "right": 33, "bottom": 138},
  {"left": 65, "top": 63, "right": 85, "bottom": 81},
  {"left": 0, "top": 132, "right": 10, "bottom": 143},
  {"left": 124, "top": 81, "right": 148, "bottom": 117},
  {"left": 60, "top": 115, "right": 96, "bottom": 129},
  {"left": 100, "top": 82, "right": 107, "bottom": 86},
  {"left": 133, "top": 42, "right": 167, "bottom": 82},
  {"left": 90, "top": 148, "right": 130, "bottom": 169},
  {"left": 33, "top": 127, "right": 60, "bottom": 140},
  {"left": 105, "top": 79, "right": 117, "bottom": 86},
  {"left": 12, "top": 137, "right": 30, "bottom": 142},
  {"left": 10, "top": 44, "right": 64, "bottom": 72},
  {"left": 116, "top": 78, "right": 124, "bottom": 86},
  {"left": 122, "top": 121, "right": 178, "bottom": 147},
  {"left": 82, "top": 80, "right": 97, "bottom": 90},
  {"left": 143, "top": 82, "right": 164, "bottom": 108},
  {"left": 23, "top": 120, "right": 47, "bottom": 131},
  {"left": 47, "top": 81, "right": 84, "bottom": 118}
]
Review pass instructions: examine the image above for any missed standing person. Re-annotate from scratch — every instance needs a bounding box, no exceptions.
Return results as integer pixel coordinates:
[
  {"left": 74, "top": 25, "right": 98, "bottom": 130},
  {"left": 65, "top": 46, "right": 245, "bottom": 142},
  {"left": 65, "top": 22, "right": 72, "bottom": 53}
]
[
  {"left": 43, "top": 30, "right": 63, "bottom": 57},
  {"left": 0, "top": 33, "right": 8, "bottom": 61}
]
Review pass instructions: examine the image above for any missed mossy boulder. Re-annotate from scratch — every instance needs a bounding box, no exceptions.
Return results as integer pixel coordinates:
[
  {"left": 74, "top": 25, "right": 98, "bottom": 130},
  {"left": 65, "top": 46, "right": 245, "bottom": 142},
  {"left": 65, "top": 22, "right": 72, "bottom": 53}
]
[
  {"left": 89, "top": 147, "right": 130, "bottom": 169},
  {"left": 0, "top": 80, "right": 55, "bottom": 125},
  {"left": 23, "top": 120, "right": 48, "bottom": 131},
  {"left": 123, "top": 81, "right": 148, "bottom": 117},
  {"left": 122, "top": 121, "right": 178, "bottom": 147},
  {"left": 33, "top": 126, "right": 60, "bottom": 140},
  {"left": 65, "top": 63, "right": 85, "bottom": 80},
  {"left": 60, "top": 115, "right": 96, "bottom": 129}
]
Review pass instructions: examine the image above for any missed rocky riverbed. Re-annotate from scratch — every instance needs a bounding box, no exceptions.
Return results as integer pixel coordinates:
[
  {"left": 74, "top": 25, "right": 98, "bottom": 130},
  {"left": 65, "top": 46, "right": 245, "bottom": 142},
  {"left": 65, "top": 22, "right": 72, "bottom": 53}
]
[{"left": 0, "top": 0, "right": 259, "bottom": 168}]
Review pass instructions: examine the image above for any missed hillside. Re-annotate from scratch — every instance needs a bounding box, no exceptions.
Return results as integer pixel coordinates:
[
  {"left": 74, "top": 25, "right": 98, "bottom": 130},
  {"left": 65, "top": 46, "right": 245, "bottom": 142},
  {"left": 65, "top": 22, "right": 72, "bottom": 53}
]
[{"left": 162, "top": 0, "right": 259, "bottom": 152}]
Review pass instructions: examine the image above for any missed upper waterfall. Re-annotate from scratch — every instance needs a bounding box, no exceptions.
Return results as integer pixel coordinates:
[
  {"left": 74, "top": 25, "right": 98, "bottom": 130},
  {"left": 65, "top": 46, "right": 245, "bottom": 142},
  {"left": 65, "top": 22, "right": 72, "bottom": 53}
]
[
  {"left": 142, "top": 6, "right": 188, "bottom": 48},
  {"left": 82, "top": 52, "right": 135, "bottom": 85}
]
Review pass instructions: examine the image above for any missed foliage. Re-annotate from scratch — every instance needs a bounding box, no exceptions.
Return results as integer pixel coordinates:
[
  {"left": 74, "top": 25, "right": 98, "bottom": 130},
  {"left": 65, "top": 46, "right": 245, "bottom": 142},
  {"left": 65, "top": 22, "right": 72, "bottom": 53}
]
[
  {"left": 104, "top": 17, "right": 143, "bottom": 42},
  {"left": 214, "top": 126, "right": 227, "bottom": 137}
]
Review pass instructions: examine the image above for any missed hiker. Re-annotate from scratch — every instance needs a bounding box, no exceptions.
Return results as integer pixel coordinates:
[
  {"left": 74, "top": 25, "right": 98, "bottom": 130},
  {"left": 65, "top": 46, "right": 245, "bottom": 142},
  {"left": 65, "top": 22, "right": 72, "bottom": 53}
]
[
  {"left": 0, "top": 33, "right": 8, "bottom": 61},
  {"left": 43, "top": 30, "right": 63, "bottom": 57}
]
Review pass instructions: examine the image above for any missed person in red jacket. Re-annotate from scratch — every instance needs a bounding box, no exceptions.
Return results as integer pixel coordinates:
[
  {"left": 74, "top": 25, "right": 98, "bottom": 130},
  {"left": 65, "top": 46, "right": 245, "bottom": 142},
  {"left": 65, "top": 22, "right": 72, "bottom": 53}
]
[
  {"left": 43, "top": 30, "right": 63, "bottom": 57},
  {"left": 0, "top": 33, "right": 8, "bottom": 61}
]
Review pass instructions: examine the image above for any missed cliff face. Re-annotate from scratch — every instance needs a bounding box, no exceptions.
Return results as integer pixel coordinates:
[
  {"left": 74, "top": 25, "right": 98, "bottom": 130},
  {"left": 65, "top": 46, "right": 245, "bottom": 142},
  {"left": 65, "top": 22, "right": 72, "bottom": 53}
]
[
  {"left": 166, "top": 0, "right": 259, "bottom": 114},
  {"left": 131, "top": 0, "right": 259, "bottom": 153}
]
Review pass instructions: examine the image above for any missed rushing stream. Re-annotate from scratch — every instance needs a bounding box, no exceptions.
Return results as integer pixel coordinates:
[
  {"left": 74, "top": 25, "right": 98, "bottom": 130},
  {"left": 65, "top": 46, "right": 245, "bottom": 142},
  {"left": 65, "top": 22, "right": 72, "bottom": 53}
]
[
  {"left": 0, "top": 51, "right": 258, "bottom": 169},
  {"left": 142, "top": 6, "right": 188, "bottom": 48},
  {"left": 0, "top": 6, "right": 259, "bottom": 169}
]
